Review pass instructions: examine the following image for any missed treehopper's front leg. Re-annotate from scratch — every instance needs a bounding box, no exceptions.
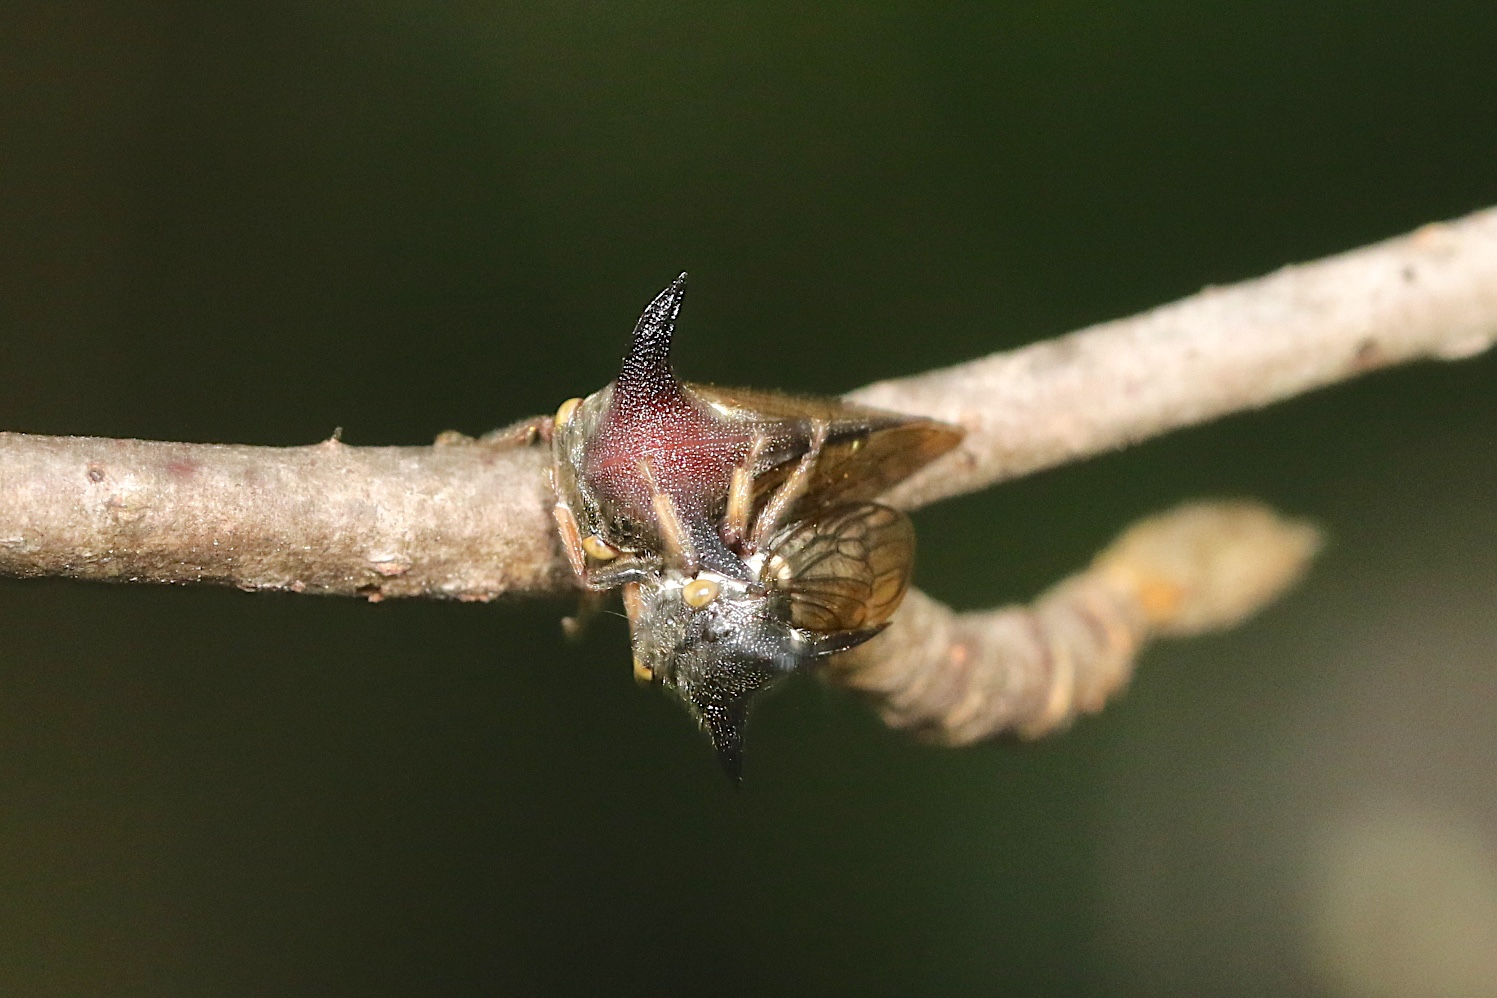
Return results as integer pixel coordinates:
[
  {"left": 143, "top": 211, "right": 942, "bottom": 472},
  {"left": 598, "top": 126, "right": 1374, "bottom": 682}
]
[
  {"left": 638, "top": 456, "right": 699, "bottom": 575},
  {"left": 750, "top": 421, "right": 829, "bottom": 550},
  {"left": 722, "top": 430, "right": 770, "bottom": 554}
]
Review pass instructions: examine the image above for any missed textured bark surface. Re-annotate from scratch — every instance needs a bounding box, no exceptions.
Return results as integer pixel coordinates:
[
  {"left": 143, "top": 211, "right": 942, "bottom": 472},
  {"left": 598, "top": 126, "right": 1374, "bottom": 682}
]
[
  {"left": 850, "top": 209, "right": 1497, "bottom": 511},
  {"left": 0, "top": 429, "right": 571, "bottom": 601},
  {"left": 829, "top": 502, "right": 1323, "bottom": 743}
]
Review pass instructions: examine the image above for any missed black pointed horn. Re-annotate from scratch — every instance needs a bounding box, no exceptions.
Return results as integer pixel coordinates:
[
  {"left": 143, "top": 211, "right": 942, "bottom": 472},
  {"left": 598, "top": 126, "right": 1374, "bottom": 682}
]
[
  {"left": 616, "top": 273, "right": 687, "bottom": 405},
  {"left": 700, "top": 700, "right": 748, "bottom": 783},
  {"left": 794, "top": 623, "right": 888, "bottom": 660}
]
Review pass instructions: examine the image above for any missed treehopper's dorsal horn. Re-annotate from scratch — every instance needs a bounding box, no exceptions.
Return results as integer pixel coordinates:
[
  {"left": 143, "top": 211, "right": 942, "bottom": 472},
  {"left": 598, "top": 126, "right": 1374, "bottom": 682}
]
[{"left": 615, "top": 271, "right": 688, "bottom": 413}]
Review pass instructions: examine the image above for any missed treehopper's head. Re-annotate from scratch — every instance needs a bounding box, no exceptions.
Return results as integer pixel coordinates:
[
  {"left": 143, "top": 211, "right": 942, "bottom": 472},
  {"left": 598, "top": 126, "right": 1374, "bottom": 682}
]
[{"left": 623, "top": 573, "right": 879, "bottom": 781}]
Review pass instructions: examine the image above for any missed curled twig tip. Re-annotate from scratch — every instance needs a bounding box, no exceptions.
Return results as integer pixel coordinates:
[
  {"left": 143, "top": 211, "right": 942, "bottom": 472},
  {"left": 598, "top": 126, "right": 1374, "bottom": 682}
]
[
  {"left": 827, "top": 500, "right": 1322, "bottom": 745},
  {"left": 1092, "top": 500, "right": 1323, "bottom": 638}
]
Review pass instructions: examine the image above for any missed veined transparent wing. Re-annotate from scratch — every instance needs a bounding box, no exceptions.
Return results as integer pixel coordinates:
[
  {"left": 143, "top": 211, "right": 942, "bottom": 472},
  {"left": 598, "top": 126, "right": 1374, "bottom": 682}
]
[
  {"left": 688, "top": 383, "right": 962, "bottom": 521},
  {"left": 761, "top": 503, "right": 916, "bottom": 633}
]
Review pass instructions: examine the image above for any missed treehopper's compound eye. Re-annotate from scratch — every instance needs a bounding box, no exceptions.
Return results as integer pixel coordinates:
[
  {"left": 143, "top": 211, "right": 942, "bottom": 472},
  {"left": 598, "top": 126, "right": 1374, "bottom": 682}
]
[
  {"left": 682, "top": 577, "right": 721, "bottom": 608},
  {"left": 581, "top": 534, "right": 620, "bottom": 562}
]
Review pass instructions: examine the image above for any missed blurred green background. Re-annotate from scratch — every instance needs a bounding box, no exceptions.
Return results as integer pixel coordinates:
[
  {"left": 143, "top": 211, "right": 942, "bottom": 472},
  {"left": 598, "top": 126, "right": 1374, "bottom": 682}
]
[{"left": 3, "top": 3, "right": 1496, "bottom": 995}]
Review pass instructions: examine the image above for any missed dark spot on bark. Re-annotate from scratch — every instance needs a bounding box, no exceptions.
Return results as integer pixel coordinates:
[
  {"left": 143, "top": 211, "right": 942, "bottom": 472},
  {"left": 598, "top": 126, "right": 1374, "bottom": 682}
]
[
  {"left": 1352, "top": 338, "right": 1382, "bottom": 371},
  {"left": 87, "top": 464, "right": 105, "bottom": 483},
  {"left": 1402, "top": 265, "right": 1417, "bottom": 283}
]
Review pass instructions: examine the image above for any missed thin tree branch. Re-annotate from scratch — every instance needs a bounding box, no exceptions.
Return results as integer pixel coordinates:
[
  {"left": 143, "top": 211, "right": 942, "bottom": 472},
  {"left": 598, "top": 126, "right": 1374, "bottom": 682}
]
[
  {"left": 2, "top": 208, "right": 1491, "bottom": 599},
  {"left": 1, "top": 209, "right": 1493, "bottom": 740},
  {"left": 0, "top": 424, "right": 570, "bottom": 601},
  {"left": 851, "top": 208, "right": 1497, "bottom": 511}
]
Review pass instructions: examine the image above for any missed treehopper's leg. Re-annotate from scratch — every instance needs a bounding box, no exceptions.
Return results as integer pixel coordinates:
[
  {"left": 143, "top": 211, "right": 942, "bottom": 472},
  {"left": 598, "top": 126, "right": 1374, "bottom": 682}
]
[
  {"left": 553, "top": 500, "right": 644, "bottom": 590},
  {"left": 638, "top": 457, "right": 699, "bottom": 574},
  {"left": 751, "top": 421, "right": 829, "bottom": 548},
  {"left": 620, "top": 582, "right": 655, "bottom": 683},
  {"left": 560, "top": 589, "right": 609, "bottom": 641},
  {"left": 723, "top": 431, "right": 771, "bottom": 553},
  {"left": 552, "top": 504, "right": 588, "bottom": 580}
]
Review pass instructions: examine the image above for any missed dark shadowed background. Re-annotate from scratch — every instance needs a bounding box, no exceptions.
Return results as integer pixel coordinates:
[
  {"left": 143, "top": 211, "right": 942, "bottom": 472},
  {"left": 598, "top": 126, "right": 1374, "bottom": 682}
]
[{"left": 2, "top": 3, "right": 1496, "bottom": 996}]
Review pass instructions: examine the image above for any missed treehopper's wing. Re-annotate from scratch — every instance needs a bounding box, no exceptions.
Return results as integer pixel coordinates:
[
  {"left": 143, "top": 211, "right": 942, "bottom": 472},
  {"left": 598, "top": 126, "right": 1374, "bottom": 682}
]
[{"left": 687, "top": 383, "right": 962, "bottom": 524}]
